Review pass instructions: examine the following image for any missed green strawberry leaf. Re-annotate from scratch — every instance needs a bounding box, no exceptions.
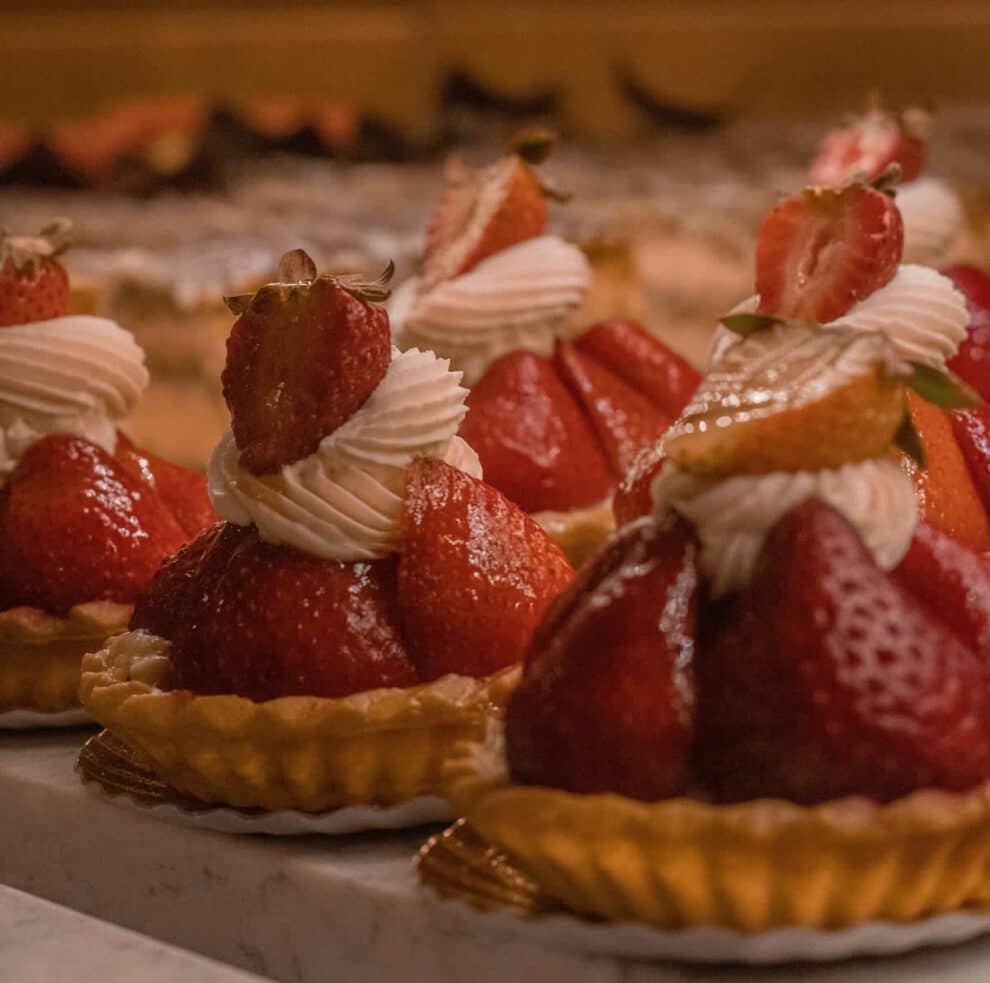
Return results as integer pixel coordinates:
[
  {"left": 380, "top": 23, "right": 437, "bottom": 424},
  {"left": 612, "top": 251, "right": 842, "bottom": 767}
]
[
  {"left": 894, "top": 412, "right": 926, "bottom": 469},
  {"left": 910, "top": 363, "right": 980, "bottom": 410},
  {"left": 719, "top": 313, "right": 785, "bottom": 336}
]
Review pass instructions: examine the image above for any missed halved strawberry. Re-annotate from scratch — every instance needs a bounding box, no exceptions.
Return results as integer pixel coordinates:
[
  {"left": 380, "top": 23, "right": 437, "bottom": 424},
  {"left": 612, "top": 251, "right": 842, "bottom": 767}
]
[
  {"left": 459, "top": 350, "right": 613, "bottom": 513},
  {"left": 810, "top": 107, "right": 927, "bottom": 186},
  {"left": 0, "top": 435, "right": 188, "bottom": 614},
  {"left": 613, "top": 442, "right": 665, "bottom": 527},
  {"left": 506, "top": 516, "right": 698, "bottom": 801},
  {"left": 945, "top": 266, "right": 990, "bottom": 402},
  {"left": 422, "top": 151, "right": 547, "bottom": 288},
  {"left": 397, "top": 458, "right": 573, "bottom": 681},
  {"left": 893, "top": 521, "right": 990, "bottom": 657},
  {"left": 114, "top": 431, "right": 215, "bottom": 537},
  {"left": 697, "top": 499, "right": 990, "bottom": 804},
  {"left": 0, "top": 221, "right": 72, "bottom": 326},
  {"left": 901, "top": 392, "right": 990, "bottom": 553},
  {"left": 138, "top": 522, "right": 418, "bottom": 701},
  {"left": 950, "top": 403, "right": 990, "bottom": 518},
  {"left": 574, "top": 319, "right": 701, "bottom": 418},
  {"left": 756, "top": 184, "right": 903, "bottom": 324},
  {"left": 554, "top": 341, "right": 672, "bottom": 476},
  {"left": 221, "top": 253, "right": 392, "bottom": 474}
]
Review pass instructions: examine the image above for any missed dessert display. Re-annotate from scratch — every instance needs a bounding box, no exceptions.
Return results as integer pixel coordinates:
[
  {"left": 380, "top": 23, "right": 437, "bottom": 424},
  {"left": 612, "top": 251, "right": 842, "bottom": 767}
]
[
  {"left": 810, "top": 102, "right": 966, "bottom": 267},
  {"left": 0, "top": 221, "right": 215, "bottom": 721},
  {"left": 431, "top": 178, "right": 990, "bottom": 936},
  {"left": 78, "top": 250, "right": 572, "bottom": 816},
  {"left": 389, "top": 135, "right": 701, "bottom": 562}
]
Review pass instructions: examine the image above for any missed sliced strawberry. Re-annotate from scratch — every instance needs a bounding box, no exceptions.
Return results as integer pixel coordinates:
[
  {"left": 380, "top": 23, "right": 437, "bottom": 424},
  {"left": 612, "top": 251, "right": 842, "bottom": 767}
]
[
  {"left": 398, "top": 458, "right": 573, "bottom": 681},
  {"left": 114, "top": 431, "right": 216, "bottom": 537},
  {"left": 756, "top": 184, "right": 903, "bottom": 324},
  {"left": 902, "top": 392, "right": 990, "bottom": 553},
  {"left": 459, "top": 350, "right": 613, "bottom": 513},
  {"left": 554, "top": 341, "right": 672, "bottom": 476},
  {"left": 945, "top": 266, "right": 990, "bottom": 402},
  {"left": 221, "top": 258, "right": 391, "bottom": 475},
  {"left": 950, "top": 403, "right": 990, "bottom": 518},
  {"left": 698, "top": 499, "right": 990, "bottom": 804},
  {"left": 613, "top": 442, "right": 665, "bottom": 527},
  {"left": 137, "top": 522, "right": 418, "bottom": 701},
  {"left": 574, "top": 319, "right": 701, "bottom": 418},
  {"left": 506, "top": 516, "right": 698, "bottom": 801},
  {"left": 0, "top": 435, "right": 188, "bottom": 614},
  {"left": 422, "top": 154, "right": 546, "bottom": 288},
  {"left": 0, "top": 222, "right": 72, "bottom": 326},
  {"left": 892, "top": 521, "right": 990, "bottom": 657},
  {"left": 810, "top": 109, "right": 926, "bottom": 186}
]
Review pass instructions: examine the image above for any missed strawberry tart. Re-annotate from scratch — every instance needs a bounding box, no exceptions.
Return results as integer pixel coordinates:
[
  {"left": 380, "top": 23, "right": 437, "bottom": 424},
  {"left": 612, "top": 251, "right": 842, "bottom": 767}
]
[
  {"left": 79, "top": 250, "right": 572, "bottom": 813},
  {"left": 0, "top": 221, "right": 214, "bottom": 720},
  {"left": 390, "top": 135, "right": 700, "bottom": 562}
]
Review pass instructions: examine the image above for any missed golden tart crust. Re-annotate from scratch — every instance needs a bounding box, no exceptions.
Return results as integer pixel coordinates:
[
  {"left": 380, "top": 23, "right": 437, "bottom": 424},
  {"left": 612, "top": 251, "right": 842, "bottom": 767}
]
[
  {"left": 0, "top": 602, "right": 132, "bottom": 713},
  {"left": 444, "top": 726, "right": 990, "bottom": 933},
  {"left": 80, "top": 630, "right": 520, "bottom": 813},
  {"left": 534, "top": 498, "right": 615, "bottom": 569}
]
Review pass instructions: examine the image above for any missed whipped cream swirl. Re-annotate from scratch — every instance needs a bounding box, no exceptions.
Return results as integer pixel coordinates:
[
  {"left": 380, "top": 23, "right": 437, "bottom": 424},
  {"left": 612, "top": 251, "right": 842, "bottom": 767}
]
[
  {"left": 390, "top": 235, "right": 591, "bottom": 385},
  {"left": 897, "top": 178, "right": 965, "bottom": 268},
  {"left": 0, "top": 315, "right": 149, "bottom": 482},
  {"left": 209, "top": 347, "right": 482, "bottom": 561},
  {"left": 653, "top": 459, "right": 918, "bottom": 597}
]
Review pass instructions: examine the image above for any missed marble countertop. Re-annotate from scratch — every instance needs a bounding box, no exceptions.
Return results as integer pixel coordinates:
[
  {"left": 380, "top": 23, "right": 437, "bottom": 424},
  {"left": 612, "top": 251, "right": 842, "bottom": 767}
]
[{"left": 3, "top": 729, "right": 990, "bottom": 983}]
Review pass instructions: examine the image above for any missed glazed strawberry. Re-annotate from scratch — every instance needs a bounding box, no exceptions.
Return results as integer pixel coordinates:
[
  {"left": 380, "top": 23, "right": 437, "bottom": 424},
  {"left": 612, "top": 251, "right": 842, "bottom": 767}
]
[
  {"left": 810, "top": 107, "right": 926, "bottom": 186},
  {"left": 0, "top": 435, "right": 188, "bottom": 614},
  {"left": 140, "top": 522, "right": 418, "bottom": 701},
  {"left": 756, "top": 183, "right": 903, "bottom": 324},
  {"left": 893, "top": 522, "right": 990, "bottom": 657},
  {"left": 422, "top": 138, "right": 550, "bottom": 288},
  {"left": 0, "top": 221, "right": 72, "bottom": 327},
  {"left": 506, "top": 516, "right": 698, "bottom": 801},
  {"left": 902, "top": 392, "right": 990, "bottom": 553},
  {"left": 554, "top": 341, "right": 672, "bottom": 475},
  {"left": 221, "top": 250, "right": 392, "bottom": 474},
  {"left": 574, "top": 320, "right": 701, "bottom": 419},
  {"left": 697, "top": 500, "right": 990, "bottom": 805},
  {"left": 398, "top": 458, "right": 573, "bottom": 681},
  {"left": 951, "top": 403, "right": 990, "bottom": 516},
  {"left": 460, "top": 350, "right": 613, "bottom": 512},
  {"left": 114, "top": 432, "right": 215, "bottom": 537},
  {"left": 613, "top": 442, "right": 665, "bottom": 526},
  {"left": 945, "top": 266, "right": 990, "bottom": 402}
]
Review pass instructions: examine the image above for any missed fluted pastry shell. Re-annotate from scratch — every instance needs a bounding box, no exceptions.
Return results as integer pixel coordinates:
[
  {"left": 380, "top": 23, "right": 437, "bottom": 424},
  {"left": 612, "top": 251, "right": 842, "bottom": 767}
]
[
  {"left": 534, "top": 498, "right": 615, "bottom": 568},
  {"left": 79, "top": 630, "right": 520, "bottom": 812},
  {"left": 444, "top": 725, "right": 990, "bottom": 932},
  {"left": 0, "top": 602, "right": 131, "bottom": 713}
]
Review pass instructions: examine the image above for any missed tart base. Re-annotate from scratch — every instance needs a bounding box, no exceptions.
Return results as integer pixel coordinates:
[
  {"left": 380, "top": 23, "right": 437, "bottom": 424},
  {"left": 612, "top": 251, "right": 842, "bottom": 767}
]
[
  {"left": 534, "top": 498, "right": 615, "bottom": 568},
  {"left": 444, "top": 725, "right": 990, "bottom": 932},
  {"left": 0, "top": 602, "right": 132, "bottom": 713},
  {"left": 80, "top": 630, "right": 520, "bottom": 813}
]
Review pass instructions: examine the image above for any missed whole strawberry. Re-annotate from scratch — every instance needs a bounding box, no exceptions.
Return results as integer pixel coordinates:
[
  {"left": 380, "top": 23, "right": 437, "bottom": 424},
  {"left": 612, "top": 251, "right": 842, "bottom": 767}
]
[{"left": 0, "top": 219, "right": 72, "bottom": 327}]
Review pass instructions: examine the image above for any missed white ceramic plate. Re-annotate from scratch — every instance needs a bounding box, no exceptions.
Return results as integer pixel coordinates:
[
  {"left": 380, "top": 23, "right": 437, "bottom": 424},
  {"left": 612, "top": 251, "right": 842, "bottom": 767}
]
[
  {"left": 80, "top": 777, "right": 452, "bottom": 835},
  {"left": 430, "top": 895, "right": 990, "bottom": 965},
  {"left": 0, "top": 708, "right": 92, "bottom": 730}
]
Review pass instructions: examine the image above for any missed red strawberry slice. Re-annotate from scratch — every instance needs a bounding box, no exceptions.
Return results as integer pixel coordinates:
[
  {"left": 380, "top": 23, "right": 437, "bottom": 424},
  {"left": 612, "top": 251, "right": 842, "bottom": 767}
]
[
  {"left": 810, "top": 109, "right": 926, "bottom": 186},
  {"left": 114, "top": 431, "right": 216, "bottom": 537},
  {"left": 222, "top": 257, "right": 392, "bottom": 475},
  {"left": 398, "top": 458, "right": 573, "bottom": 681},
  {"left": 945, "top": 266, "right": 990, "bottom": 402},
  {"left": 950, "top": 403, "right": 990, "bottom": 518},
  {"left": 506, "top": 516, "right": 698, "bottom": 801},
  {"left": 756, "top": 184, "right": 903, "bottom": 324},
  {"left": 0, "top": 222, "right": 72, "bottom": 327},
  {"left": 422, "top": 154, "right": 547, "bottom": 288},
  {"left": 0, "top": 435, "right": 188, "bottom": 614},
  {"left": 697, "top": 499, "right": 990, "bottom": 804},
  {"left": 893, "top": 521, "right": 990, "bottom": 657},
  {"left": 138, "top": 522, "right": 418, "bottom": 701},
  {"left": 459, "top": 350, "right": 613, "bottom": 513},
  {"left": 613, "top": 442, "right": 665, "bottom": 527},
  {"left": 574, "top": 319, "right": 701, "bottom": 418},
  {"left": 554, "top": 341, "right": 672, "bottom": 476}
]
